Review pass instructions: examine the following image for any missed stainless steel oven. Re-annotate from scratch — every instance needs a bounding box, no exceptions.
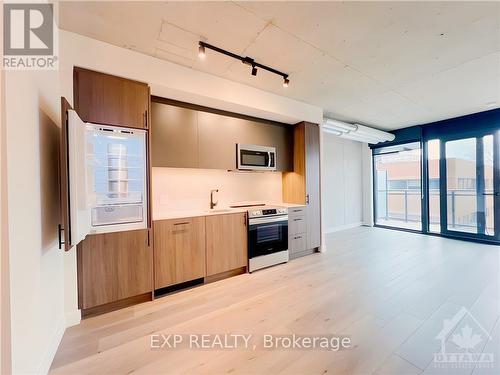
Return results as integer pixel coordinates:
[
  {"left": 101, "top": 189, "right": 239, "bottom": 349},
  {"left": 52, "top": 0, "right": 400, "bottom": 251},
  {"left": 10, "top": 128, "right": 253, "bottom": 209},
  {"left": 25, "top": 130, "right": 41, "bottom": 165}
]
[
  {"left": 248, "top": 207, "right": 288, "bottom": 272},
  {"left": 237, "top": 144, "right": 277, "bottom": 171}
]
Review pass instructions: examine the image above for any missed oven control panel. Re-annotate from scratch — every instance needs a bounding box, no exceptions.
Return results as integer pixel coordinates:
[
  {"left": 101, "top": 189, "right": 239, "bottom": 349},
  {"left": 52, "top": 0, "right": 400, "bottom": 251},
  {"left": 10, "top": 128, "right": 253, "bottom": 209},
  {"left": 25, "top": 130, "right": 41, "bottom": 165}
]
[{"left": 248, "top": 207, "right": 288, "bottom": 218}]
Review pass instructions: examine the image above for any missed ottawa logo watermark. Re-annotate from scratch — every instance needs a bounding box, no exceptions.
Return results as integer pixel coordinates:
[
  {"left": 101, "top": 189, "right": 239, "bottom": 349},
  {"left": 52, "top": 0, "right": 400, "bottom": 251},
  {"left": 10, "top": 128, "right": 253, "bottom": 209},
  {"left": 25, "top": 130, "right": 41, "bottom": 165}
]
[
  {"left": 3, "top": 2, "right": 58, "bottom": 69},
  {"left": 433, "top": 307, "right": 494, "bottom": 369}
]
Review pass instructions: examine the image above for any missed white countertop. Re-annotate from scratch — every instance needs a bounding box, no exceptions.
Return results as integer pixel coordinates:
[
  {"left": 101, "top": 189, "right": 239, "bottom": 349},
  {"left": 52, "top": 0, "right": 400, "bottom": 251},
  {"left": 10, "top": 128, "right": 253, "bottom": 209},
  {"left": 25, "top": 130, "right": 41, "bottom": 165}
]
[
  {"left": 153, "top": 207, "right": 247, "bottom": 221},
  {"left": 153, "top": 202, "right": 306, "bottom": 221}
]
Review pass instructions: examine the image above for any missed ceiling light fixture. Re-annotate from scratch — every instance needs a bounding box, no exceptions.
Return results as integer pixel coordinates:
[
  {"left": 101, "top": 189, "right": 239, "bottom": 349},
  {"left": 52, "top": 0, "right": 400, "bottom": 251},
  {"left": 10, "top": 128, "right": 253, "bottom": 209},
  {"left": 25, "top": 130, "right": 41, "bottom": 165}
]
[
  {"left": 198, "top": 43, "right": 206, "bottom": 59},
  {"left": 198, "top": 41, "right": 289, "bottom": 87}
]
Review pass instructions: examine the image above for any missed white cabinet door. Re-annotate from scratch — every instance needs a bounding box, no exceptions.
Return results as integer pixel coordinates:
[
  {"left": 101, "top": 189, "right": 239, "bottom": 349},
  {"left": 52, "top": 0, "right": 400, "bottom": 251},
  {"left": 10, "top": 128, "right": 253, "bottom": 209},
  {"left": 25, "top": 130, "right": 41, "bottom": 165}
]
[{"left": 68, "top": 110, "right": 91, "bottom": 246}]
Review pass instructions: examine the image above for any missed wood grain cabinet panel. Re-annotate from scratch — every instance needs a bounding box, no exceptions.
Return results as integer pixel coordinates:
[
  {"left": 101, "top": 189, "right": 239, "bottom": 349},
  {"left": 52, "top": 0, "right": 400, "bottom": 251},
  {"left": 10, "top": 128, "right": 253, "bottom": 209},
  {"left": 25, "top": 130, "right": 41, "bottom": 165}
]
[
  {"left": 282, "top": 122, "right": 321, "bottom": 251},
  {"left": 154, "top": 217, "right": 206, "bottom": 289},
  {"left": 77, "top": 229, "right": 152, "bottom": 309},
  {"left": 74, "top": 67, "right": 149, "bottom": 129},
  {"left": 305, "top": 123, "right": 321, "bottom": 249},
  {"left": 206, "top": 213, "right": 247, "bottom": 276},
  {"left": 197, "top": 111, "right": 239, "bottom": 170},
  {"left": 151, "top": 102, "right": 198, "bottom": 168}
]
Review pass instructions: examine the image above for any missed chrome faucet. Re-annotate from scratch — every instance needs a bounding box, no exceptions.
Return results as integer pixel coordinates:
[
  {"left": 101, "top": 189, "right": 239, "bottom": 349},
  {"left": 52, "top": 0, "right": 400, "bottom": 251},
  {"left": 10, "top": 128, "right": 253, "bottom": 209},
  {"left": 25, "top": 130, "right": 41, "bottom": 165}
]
[{"left": 210, "top": 189, "right": 219, "bottom": 209}]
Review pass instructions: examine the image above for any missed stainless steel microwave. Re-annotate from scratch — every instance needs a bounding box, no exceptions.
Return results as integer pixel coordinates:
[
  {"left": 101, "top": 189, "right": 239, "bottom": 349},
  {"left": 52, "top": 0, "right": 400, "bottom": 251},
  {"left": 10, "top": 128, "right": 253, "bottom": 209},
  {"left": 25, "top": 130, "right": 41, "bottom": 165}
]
[{"left": 237, "top": 144, "right": 277, "bottom": 171}]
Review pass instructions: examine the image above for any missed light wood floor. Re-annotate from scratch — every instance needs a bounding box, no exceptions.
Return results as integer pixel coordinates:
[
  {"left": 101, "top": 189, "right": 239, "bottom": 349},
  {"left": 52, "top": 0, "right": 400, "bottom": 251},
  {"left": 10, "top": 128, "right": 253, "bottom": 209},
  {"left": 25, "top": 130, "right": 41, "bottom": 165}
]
[{"left": 50, "top": 227, "right": 500, "bottom": 375}]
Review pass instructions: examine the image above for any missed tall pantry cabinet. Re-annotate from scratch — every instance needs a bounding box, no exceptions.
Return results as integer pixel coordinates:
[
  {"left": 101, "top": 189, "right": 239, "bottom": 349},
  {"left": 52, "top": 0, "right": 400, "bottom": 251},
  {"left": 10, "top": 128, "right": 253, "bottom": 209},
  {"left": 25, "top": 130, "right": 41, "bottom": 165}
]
[{"left": 283, "top": 122, "right": 321, "bottom": 253}]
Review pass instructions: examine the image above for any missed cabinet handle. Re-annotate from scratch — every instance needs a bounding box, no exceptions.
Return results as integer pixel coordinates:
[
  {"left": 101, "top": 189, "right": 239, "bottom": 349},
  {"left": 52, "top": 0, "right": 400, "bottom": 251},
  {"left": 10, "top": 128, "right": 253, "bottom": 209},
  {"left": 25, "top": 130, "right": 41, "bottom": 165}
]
[
  {"left": 306, "top": 194, "right": 310, "bottom": 205},
  {"left": 58, "top": 224, "right": 65, "bottom": 250},
  {"left": 293, "top": 218, "right": 302, "bottom": 222},
  {"left": 173, "top": 222, "right": 190, "bottom": 226},
  {"left": 294, "top": 236, "right": 302, "bottom": 240},
  {"left": 293, "top": 209, "right": 302, "bottom": 213}
]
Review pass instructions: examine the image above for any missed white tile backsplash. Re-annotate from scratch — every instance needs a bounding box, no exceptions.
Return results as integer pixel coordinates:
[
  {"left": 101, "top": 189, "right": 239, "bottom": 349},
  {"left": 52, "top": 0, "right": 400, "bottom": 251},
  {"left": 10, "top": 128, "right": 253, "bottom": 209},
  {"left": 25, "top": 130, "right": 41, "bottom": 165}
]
[{"left": 152, "top": 167, "right": 283, "bottom": 215}]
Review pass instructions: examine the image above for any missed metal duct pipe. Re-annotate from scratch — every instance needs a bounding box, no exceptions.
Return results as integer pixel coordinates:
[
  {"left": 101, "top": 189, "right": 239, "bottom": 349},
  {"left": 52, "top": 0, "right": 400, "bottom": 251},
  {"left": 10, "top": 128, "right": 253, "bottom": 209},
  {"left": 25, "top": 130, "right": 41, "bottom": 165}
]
[
  {"left": 322, "top": 117, "right": 395, "bottom": 144},
  {"left": 339, "top": 131, "right": 384, "bottom": 144},
  {"left": 323, "top": 118, "right": 357, "bottom": 133},
  {"left": 354, "top": 123, "right": 395, "bottom": 142}
]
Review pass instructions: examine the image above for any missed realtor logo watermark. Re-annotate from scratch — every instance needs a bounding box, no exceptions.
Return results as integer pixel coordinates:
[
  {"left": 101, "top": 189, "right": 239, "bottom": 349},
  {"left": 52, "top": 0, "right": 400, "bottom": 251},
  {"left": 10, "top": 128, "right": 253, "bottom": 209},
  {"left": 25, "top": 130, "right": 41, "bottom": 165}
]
[
  {"left": 433, "top": 307, "right": 494, "bottom": 369},
  {"left": 3, "top": 3, "right": 58, "bottom": 69}
]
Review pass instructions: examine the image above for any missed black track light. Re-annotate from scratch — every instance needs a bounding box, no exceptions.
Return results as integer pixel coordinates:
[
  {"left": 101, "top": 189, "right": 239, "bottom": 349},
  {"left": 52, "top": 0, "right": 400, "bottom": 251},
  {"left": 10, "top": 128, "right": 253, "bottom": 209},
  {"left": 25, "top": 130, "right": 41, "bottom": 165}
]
[{"left": 197, "top": 41, "right": 289, "bottom": 87}]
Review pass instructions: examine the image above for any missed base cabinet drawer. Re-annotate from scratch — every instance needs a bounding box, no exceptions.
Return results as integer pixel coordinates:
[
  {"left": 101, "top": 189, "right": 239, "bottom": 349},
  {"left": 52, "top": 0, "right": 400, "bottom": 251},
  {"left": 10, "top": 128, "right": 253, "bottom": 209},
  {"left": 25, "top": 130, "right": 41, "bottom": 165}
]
[
  {"left": 154, "top": 217, "right": 206, "bottom": 289},
  {"left": 289, "top": 233, "right": 307, "bottom": 255},
  {"left": 289, "top": 207, "right": 306, "bottom": 217},
  {"left": 289, "top": 215, "right": 306, "bottom": 234}
]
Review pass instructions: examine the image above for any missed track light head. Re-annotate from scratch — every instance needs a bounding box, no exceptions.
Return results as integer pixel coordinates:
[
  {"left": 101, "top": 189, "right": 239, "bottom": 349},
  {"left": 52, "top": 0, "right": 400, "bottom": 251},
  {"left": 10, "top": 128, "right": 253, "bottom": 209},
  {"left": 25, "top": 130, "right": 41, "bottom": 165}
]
[
  {"left": 251, "top": 65, "right": 258, "bottom": 76},
  {"left": 283, "top": 77, "right": 289, "bottom": 88},
  {"left": 198, "top": 43, "right": 206, "bottom": 59}
]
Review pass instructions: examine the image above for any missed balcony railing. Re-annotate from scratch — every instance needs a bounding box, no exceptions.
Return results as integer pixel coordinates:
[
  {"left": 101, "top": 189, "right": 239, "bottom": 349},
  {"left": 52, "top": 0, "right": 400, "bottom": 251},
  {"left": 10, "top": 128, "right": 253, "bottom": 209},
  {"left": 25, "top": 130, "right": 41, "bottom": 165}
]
[{"left": 376, "top": 189, "right": 494, "bottom": 234}]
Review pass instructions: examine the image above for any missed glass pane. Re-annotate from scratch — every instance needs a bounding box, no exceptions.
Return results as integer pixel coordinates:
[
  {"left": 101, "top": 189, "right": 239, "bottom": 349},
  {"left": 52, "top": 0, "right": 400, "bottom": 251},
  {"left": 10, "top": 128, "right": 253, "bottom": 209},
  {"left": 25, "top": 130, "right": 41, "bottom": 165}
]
[
  {"left": 445, "top": 138, "right": 477, "bottom": 233},
  {"left": 375, "top": 143, "right": 422, "bottom": 230},
  {"left": 483, "top": 135, "right": 494, "bottom": 236},
  {"left": 427, "top": 140, "right": 441, "bottom": 233}
]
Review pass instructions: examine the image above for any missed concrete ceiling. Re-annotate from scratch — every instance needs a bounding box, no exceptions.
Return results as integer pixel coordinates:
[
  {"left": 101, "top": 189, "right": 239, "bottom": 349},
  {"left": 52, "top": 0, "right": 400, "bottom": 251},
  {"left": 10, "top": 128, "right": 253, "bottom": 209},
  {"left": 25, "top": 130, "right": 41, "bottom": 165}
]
[{"left": 59, "top": 1, "right": 500, "bottom": 130}]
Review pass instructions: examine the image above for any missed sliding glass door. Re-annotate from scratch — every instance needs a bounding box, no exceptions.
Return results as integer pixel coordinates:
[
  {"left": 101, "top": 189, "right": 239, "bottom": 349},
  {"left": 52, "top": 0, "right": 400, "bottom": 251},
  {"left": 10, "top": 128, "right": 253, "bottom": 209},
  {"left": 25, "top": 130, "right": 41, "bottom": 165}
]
[
  {"left": 440, "top": 132, "right": 499, "bottom": 241},
  {"left": 372, "top": 113, "right": 500, "bottom": 244},
  {"left": 374, "top": 142, "right": 422, "bottom": 231}
]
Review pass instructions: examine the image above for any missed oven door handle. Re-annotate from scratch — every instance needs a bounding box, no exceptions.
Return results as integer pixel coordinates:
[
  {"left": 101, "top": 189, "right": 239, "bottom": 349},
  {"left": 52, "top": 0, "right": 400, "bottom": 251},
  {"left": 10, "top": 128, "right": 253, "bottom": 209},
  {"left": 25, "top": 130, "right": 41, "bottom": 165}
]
[{"left": 249, "top": 216, "right": 288, "bottom": 225}]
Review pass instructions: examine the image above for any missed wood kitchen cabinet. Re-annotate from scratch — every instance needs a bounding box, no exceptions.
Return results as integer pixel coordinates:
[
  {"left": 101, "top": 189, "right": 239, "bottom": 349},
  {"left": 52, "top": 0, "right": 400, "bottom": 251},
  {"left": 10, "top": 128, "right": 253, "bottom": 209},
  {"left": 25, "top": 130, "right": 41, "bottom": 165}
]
[
  {"left": 150, "top": 97, "right": 292, "bottom": 171},
  {"left": 151, "top": 101, "right": 198, "bottom": 168},
  {"left": 206, "top": 213, "right": 247, "bottom": 276},
  {"left": 77, "top": 229, "right": 153, "bottom": 313},
  {"left": 74, "top": 67, "right": 150, "bottom": 129},
  {"left": 153, "top": 217, "right": 206, "bottom": 289},
  {"left": 283, "top": 122, "right": 321, "bottom": 251}
]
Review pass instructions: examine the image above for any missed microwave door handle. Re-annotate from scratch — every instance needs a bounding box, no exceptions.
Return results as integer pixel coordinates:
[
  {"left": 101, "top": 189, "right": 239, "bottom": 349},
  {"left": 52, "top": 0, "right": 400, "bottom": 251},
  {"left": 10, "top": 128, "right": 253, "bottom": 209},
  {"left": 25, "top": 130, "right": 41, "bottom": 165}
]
[{"left": 268, "top": 152, "right": 271, "bottom": 167}]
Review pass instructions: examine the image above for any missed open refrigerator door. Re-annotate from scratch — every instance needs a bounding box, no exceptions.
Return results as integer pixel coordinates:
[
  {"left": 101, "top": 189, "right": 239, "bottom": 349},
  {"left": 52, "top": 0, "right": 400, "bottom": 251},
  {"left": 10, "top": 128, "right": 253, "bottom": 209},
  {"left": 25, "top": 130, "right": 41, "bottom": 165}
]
[{"left": 67, "top": 110, "right": 92, "bottom": 245}]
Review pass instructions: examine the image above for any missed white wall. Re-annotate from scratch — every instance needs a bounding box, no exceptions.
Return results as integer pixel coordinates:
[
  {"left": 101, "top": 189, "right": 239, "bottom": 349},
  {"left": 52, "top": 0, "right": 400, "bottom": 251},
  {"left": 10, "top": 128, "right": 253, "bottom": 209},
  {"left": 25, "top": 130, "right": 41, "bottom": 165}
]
[
  {"left": 5, "top": 67, "right": 66, "bottom": 374},
  {"left": 1, "top": 15, "right": 12, "bottom": 371},
  {"left": 322, "top": 134, "right": 364, "bottom": 232}
]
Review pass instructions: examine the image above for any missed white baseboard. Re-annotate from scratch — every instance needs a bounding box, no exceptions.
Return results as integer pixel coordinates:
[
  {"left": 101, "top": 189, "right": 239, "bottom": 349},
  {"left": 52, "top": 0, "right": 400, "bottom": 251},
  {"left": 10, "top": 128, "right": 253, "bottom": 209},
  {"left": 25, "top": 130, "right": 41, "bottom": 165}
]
[
  {"left": 37, "top": 314, "right": 65, "bottom": 375},
  {"left": 325, "top": 222, "right": 363, "bottom": 234},
  {"left": 65, "top": 309, "right": 81, "bottom": 328}
]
